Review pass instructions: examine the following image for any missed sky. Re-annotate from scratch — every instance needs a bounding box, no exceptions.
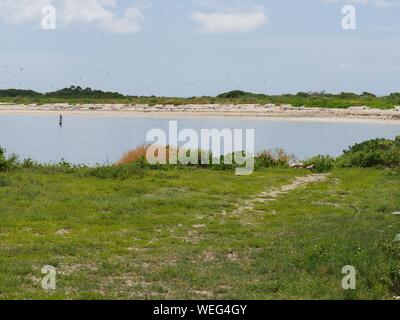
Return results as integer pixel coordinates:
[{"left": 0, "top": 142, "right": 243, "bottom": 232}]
[{"left": 0, "top": 0, "right": 399, "bottom": 97}]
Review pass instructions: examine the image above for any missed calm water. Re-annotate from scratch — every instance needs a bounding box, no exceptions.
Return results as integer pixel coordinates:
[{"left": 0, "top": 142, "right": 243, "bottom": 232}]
[{"left": 0, "top": 114, "right": 399, "bottom": 165}]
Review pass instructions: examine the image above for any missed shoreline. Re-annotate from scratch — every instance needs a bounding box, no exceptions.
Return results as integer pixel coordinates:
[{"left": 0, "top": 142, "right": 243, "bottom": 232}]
[{"left": 0, "top": 103, "right": 399, "bottom": 122}]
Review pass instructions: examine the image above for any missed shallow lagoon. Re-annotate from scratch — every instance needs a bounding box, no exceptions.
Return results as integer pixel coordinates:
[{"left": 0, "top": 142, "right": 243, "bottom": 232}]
[{"left": 0, "top": 114, "right": 399, "bottom": 165}]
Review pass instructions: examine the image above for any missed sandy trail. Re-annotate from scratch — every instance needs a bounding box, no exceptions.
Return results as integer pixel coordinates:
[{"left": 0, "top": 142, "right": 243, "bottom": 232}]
[{"left": 234, "top": 173, "right": 329, "bottom": 214}]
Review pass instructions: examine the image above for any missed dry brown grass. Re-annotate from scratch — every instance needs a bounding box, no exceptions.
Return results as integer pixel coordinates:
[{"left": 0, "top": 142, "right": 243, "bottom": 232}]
[
  {"left": 117, "top": 145, "right": 180, "bottom": 165},
  {"left": 117, "top": 144, "right": 149, "bottom": 165}
]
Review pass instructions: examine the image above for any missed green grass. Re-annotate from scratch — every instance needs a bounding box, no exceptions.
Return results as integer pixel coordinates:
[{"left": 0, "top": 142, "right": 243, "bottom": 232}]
[{"left": 0, "top": 166, "right": 399, "bottom": 299}]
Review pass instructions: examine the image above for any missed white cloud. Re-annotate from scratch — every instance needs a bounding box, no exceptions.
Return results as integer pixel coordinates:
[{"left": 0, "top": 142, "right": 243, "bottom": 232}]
[
  {"left": 0, "top": 0, "right": 49, "bottom": 24},
  {"left": 191, "top": 11, "right": 268, "bottom": 34},
  {"left": 62, "top": 0, "right": 144, "bottom": 33},
  {"left": 323, "top": 0, "right": 398, "bottom": 8},
  {"left": 0, "top": 0, "right": 145, "bottom": 33}
]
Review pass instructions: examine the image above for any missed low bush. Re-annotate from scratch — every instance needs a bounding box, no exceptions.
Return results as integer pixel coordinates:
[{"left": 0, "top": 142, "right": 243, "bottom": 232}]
[
  {"left": 21, "top": 158, "right": 37, "bottom": 168},
  {"left": 117, "top": 145, "right": 182, "bottom": 167},
  {"left": 255, "top": 149, "right": 294, "bottom": 168},
  {"left": 0, "top": 147, "right": 18, "bottom": 172},
  {"left": 336, "top": 136, "right": 400, "bottom": 168},
  {"left": 117, "top": 146, "right": 293, "bottom": 171},
  {"left": 304, "top": 155, "right": 335, "bottom": 173},
  {"left": 118, "top": 145, "right": 149, "bottom": 165}
]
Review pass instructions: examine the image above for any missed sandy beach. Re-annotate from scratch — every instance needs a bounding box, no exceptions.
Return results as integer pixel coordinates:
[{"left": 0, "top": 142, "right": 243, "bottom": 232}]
[{"left": 0, "top": 103, "right": 399, "bottom": 121}]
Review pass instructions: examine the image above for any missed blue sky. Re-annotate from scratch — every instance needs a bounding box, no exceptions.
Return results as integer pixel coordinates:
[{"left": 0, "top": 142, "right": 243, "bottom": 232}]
[{"left": 0, "top": 0, "right": 399, "bottom": 96}]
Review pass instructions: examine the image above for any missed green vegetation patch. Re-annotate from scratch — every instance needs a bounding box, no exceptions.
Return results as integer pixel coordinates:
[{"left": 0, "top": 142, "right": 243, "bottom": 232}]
[
  {"left": 1, "top": 87, "right": 400, "bottom": 109},
  {"left": 336, "top": 136, "right": 400, "bottom": 169}
]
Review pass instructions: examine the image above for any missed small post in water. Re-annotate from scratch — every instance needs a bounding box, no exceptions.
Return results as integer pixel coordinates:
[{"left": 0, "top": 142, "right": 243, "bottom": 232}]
[{"left": 59, "top": 114, "right": 63, "bottom": 127}]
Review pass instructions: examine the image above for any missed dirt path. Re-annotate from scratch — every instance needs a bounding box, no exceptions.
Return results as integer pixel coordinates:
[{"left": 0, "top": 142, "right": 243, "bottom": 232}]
[{"left": 233, "top": 173, "right": 329, "bottom": 214}]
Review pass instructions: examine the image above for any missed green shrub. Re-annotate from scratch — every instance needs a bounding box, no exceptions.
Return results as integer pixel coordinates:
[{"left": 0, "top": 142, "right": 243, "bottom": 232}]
[
  {"left": 21, "top": 158, "right": 37, "bottom": 168},
  {"left": 255, "top": 152, "right": 277, "bottom": 168},
  {"left": 0, "top": 147, "right": 18, "bottom": 172},
  {"left": 217, "top": 90, "right": 253, "bottom": 99},
  {"left": 336, "top": 137, "right": 400, "bottom": 168},
  {"left": 304, "top": 155, "right": 335, "bottom": 173},
  {"left": 255, "top": 149, "right": 294, "bottom": 168}
]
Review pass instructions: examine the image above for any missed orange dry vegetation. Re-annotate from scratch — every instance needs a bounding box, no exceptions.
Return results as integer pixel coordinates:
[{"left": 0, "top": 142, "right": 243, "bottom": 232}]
[
  {"left": 117, "top": 144, "right": 149, "bottom": 165},
  {"left": 117, "top": 145, "right": 179, "bottom": 165}
]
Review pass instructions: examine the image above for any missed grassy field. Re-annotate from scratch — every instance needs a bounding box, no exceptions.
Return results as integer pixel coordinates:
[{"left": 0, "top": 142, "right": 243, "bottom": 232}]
[{"left": 0, "top": 166, "right": 399, "bottom": 300}]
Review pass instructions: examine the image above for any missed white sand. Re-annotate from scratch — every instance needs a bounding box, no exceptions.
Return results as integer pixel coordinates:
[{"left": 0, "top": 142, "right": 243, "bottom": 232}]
[{"left": 0, "top": 103, "right": 399, "bottom": 121}]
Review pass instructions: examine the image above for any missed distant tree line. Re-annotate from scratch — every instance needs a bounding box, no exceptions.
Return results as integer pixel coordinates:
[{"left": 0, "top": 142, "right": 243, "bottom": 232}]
[
  {"left": 0, "top": 86, "right": 124, "bottom": 99},
  {"left": 0, "top": 87, "right": 399, "bottom": 109},
  {"left": 0, "top": 89, "right": 42, "bottom": 98},
  {"left": 45, "top": 86, "right": 124, "bottom": 99}
]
